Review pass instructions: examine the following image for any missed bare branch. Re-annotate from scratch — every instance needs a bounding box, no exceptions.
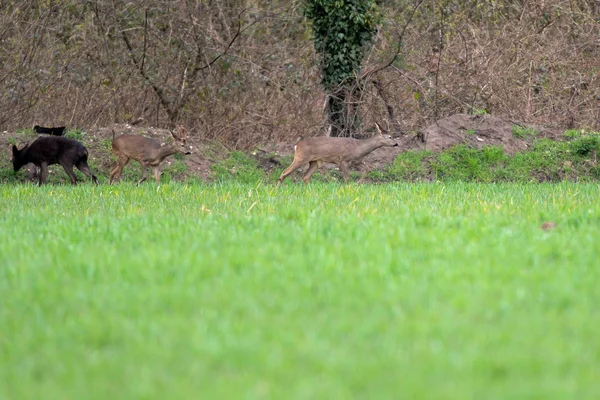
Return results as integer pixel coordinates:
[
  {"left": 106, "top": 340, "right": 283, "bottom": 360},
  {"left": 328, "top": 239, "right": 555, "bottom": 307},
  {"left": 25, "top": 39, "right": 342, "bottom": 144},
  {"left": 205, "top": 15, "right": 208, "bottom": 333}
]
[
  {"left": 192, "top": 7, "right": 258, "bottom": 75},
  {"left": 121, "top": 30, "right": 177, "bottom": 122},
  {"left": 361, "top": 0, "right": 425, "bottom": 80}
]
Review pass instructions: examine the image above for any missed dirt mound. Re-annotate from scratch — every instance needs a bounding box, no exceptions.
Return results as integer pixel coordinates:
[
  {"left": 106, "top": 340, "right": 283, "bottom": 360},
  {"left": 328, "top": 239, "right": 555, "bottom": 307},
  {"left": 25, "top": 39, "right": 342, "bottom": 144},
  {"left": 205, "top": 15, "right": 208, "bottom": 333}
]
[{"left": 421, "top": 113, "right": 561, "bottom": 154}]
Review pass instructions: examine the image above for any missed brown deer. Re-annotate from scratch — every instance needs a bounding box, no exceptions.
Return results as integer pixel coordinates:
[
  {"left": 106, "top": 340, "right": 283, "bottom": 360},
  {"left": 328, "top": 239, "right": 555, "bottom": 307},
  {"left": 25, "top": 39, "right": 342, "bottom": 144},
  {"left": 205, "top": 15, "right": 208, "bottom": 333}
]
[
  {"left": 109, "top": 125, "right": 192, "bottom": 185},
  {"left": 277, "top": 123, "right": 398, "bottom": 187}
]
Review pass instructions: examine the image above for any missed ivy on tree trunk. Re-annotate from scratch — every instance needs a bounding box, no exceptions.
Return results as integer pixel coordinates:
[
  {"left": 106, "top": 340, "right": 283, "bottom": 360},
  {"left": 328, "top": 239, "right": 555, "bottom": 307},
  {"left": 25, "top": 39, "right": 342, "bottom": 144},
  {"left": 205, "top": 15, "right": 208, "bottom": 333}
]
[{"left": 304, "top": 0, "right": 380, "bottom": 137}]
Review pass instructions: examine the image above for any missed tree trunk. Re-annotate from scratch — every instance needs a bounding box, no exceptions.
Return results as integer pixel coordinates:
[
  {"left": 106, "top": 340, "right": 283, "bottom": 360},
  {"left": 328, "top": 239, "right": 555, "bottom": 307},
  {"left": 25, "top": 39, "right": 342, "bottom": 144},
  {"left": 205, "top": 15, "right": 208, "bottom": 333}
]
[{"left": 326, "top": 85, "right": 360, "bottom": 137}]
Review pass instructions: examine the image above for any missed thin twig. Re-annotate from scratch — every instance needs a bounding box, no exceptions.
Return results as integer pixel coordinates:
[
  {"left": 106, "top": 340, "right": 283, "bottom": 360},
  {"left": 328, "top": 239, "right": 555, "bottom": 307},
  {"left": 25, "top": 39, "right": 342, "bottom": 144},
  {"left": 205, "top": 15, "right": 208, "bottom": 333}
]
[
  {"left": 361, "top": 0, "right": 425, "bottom": 80},
  {"left": 434, "top": 3, "right": 446, "bottom": 123}
]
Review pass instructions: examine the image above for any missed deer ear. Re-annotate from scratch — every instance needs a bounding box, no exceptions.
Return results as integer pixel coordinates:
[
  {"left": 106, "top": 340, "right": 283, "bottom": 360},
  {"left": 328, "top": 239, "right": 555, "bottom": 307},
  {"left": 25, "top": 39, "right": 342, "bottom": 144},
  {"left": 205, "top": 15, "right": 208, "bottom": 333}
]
[
  {"left": 13, "top": 142, "right": 28, "bottom": 152},
  {"left": 374, "top": 122, "right": 383, "bottom": 136},
  {"left": 177, "top": 125, "right": 187, "bottom": 139}
]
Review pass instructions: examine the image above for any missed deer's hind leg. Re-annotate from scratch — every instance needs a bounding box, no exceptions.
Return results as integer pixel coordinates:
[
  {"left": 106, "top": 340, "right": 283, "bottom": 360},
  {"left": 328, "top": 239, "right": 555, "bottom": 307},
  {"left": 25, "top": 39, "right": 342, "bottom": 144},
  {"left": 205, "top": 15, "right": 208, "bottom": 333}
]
[
  {"left": 38, "top": 162, "right": 49, "bottom": 186},
  {"left": 357, "top": 162, "right": 368, "bottom": 184},
  {"left": 302, "top": 161, "right": 321, "bottom": 184},
  {"left": 339, "top": 161, "right": 350, "bottom": 183},
  {"left": 137, "top": 161, "right": 148, "bottom": 185},
  {"left": 59, "top": 161, "right": 78, "bottom": 185},
  {"left": 277, "top": 157, "right": 306, "bottom": 187},
  {"left": 109, "top": 155, "right": 130, "bottom": 184},
  {"left": 153, "top": 166, "right": 161, "bottom": 184}
]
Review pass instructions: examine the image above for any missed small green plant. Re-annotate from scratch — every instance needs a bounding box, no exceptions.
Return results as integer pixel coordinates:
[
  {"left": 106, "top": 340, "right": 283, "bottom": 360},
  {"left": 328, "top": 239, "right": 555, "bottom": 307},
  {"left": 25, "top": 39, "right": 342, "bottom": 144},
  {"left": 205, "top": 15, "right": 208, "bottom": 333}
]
[
  {"left": 470, "top": 108, "right": 488, "bottom": 115},
  {"left": 512, "top": 125, "right": 539, "bottom": 139},
  {"left": 15, "top": 127, "right": 35, "bottom": 136},
  {"left": 161, "top": 157, "right": 188, "bottom": 183},
  {"left": 0, "top": 166, "right": 20, "bottom": 183},
  {"left": 100, "top": 138, "right": 113, "bottom": 150},
  {"left": 65, "top": 128, "right": 85, "bottom": 141},
  {"left": 465, "top": 128, "right": 476, "bottom": 136},
  {"left": 563, "top": 129, "right": 582, "bottom": 139}
]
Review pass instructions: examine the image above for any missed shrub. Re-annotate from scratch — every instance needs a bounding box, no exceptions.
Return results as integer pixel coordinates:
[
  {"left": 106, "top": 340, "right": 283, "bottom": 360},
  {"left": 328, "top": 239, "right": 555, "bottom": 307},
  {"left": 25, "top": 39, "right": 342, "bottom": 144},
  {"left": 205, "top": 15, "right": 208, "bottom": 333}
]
[{"left": 570, "top": 135, "right": 600, "bottom": 156}]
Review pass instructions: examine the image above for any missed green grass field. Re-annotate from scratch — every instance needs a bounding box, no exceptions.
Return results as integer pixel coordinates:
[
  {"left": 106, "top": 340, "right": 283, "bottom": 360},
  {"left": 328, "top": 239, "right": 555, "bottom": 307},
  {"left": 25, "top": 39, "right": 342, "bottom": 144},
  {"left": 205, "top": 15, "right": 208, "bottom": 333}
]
[{"left": 1, "top": 182, "right": 599, "bottom": 399}]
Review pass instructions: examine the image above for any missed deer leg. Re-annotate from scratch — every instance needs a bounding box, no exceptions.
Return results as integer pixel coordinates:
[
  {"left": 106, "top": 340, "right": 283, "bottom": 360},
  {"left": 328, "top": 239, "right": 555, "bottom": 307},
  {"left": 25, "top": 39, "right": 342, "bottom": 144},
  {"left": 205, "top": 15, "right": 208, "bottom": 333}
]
[
  {"left": 302, "top": 161, "right": 320, "bottom": 184},
  {"left": 38, "top": 163, "right": 49, "bottom": 186},
  {"left": 339, "top": 161, "right": 350, "bottom": 182},
  {"left": 357, "top": 162, "right": 368, "bottom": 184},
  {"left": 60, "top": 161, "right": 78, "bottom": 185},
  {"left": 116, "top": 157, "right": 129, "bottom": 181},
  {"left": 153, "top": 166, "right": 161, "bottom": 183},
  {"left": 137, "top": 163, "right": 148, "bottom": 185},
  {"left": 109, "top": 156, "right": 129, "bottom": 184},
  {"left": 109, "top": 165, "right": 118, "bottom": 184},
  {"left": 76, "top": 161, "right": 99, "bottom": 185},
  {"left": 277, "top": 158, "right": 305, "bottom": 188}
]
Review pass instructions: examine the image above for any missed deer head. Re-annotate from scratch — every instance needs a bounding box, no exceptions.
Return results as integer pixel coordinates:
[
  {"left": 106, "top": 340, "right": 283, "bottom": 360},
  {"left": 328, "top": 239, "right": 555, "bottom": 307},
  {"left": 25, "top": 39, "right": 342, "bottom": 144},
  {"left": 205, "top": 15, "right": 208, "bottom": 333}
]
[
  {"left": 11, "top": 142, "right": 30, "bottom": 171},
  {"left": 171, "top": 125, "right": 192, "bottom": 155},
  {"left": 374, "top": 122, "right": 399, "bottom": 147}
]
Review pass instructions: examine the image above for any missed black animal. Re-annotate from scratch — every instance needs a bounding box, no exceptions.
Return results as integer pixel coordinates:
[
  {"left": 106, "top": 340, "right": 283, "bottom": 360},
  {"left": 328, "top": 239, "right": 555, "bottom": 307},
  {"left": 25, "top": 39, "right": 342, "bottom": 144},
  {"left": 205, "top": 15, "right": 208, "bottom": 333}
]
[
  {"left": 11, "top": 136, "right": 99, "bottom": 185},
  {"left": 34, "top": 125, "right": 66, "bottom": 136}
]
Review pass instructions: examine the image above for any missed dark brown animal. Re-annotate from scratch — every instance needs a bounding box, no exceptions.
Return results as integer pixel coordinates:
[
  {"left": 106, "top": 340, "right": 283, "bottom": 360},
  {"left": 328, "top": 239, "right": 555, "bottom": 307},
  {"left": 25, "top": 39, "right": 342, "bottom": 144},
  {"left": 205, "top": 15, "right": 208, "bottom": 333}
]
[
  {"left": 277, "top": 123, "right": 399, "bottom": 187},
  {"left": 34, "top": 125, "right": 66, "bottom": 136},
  {"left": 11, "top": 136, "right": 99, "bottom": 185},
  {"left": 109, "top": 125, "right": 192, "bottom": 185}
]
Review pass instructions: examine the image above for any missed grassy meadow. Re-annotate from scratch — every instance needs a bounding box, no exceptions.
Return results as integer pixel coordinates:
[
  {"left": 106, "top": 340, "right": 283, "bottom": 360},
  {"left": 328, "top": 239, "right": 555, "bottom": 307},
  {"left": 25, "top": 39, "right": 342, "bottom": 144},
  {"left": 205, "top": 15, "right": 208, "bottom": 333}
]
[{"left": 1, "top": 181, "right": 600, "bottom": 399}]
